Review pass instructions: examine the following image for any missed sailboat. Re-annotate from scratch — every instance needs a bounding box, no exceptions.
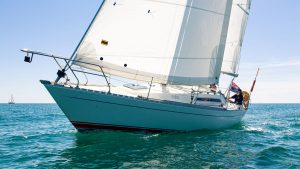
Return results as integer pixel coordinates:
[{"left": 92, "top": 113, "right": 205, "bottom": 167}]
[
  {"left": 22, "top": 0, "right": 252, "bottom": 132},
  {"left": 8, "top": 94, "right": 15, "bottom": 104}
]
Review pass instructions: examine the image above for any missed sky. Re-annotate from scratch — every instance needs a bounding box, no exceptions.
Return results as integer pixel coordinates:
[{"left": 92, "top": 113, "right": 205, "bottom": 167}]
[{"left": 0, "top": 0, "right": 299, "bottom": 103}]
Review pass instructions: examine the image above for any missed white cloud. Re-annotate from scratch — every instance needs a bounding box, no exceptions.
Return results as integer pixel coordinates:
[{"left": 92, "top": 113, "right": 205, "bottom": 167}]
[
  {"left": 250, "top": 81, "right": 300, "bottom": 103},
  {"left": 261, "top": 61, "right": 300, "bottom": 69}
]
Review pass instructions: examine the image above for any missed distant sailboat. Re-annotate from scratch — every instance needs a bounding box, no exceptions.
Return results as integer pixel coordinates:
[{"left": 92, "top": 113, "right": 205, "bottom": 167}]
[
  {"left": 8, "top": 95, "right": 15, "bottom": 104},
  {"left": 22, "top": 0, "right": 253, "bottom": 132}
]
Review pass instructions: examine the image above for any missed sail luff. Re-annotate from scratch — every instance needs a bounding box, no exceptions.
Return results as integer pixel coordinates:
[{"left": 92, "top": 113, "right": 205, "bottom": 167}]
[
  {"left": 68, "top": 0, "right": 106, "bottom": 66},
  {"left": 212, "top": 0, "right": 234, "bottom": 83}
]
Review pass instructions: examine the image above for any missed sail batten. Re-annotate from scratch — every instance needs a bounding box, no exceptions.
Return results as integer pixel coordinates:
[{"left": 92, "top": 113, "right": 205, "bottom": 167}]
[{"left": 73, "top": 0, "right": 234, "bottom": 85}]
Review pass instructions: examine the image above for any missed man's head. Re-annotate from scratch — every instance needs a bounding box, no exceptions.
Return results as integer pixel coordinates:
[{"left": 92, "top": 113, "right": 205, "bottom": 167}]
[{"left": 237, "top": 89, "right": 242, "bottom": 95}]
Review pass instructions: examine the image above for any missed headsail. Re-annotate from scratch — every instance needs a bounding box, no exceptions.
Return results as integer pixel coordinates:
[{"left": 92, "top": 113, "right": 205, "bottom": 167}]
[
  {"left": 221, "top": 0, "right": 251, "bottom": 76},
  {"left": 73, "top": 0, "right": 233, "bottom": 85}
]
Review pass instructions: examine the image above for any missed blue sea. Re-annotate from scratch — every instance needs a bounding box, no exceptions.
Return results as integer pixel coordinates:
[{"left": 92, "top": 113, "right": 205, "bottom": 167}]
[{"left": 0, "top": 104, "right": 299, "bottom": 168}]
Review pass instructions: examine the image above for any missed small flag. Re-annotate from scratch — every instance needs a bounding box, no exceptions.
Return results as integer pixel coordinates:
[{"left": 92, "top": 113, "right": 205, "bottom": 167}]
[
  {"left": 230, "top": 82, "right": 240, "bottom": 93},
  {"left": 250, "top": 68, "right": 260, "bottom": 92},
  {"left": 250, "top": 80, "right": 256, "bottom": 92}
]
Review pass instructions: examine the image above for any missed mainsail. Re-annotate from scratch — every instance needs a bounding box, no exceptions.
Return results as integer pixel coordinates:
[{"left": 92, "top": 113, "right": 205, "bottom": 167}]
[
  {"left": 221, "top": 0, "right": 251, "bottom": 76},
  {"left": 73, "top": 0, "right": 233, "bottom": 85}
]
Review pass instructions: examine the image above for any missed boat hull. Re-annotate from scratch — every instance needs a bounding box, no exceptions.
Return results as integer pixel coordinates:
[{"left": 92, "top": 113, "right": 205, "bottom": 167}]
[{"left": 41, "top": 80, "right": 246, "bottom": 132}]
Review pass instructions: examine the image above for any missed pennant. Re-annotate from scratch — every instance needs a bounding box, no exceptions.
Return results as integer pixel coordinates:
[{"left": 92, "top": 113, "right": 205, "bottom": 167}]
[{"left": 230, "top": 82, "right": 240, "bottom": 93}]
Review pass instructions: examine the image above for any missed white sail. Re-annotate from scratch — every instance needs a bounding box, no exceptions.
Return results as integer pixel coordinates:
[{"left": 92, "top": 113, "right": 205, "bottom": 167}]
[
  {"left": 221, "top": 0, "right": 251, "bottom": 76},
  {"left": 73, "top": 0, "right": 233, "bottom": 85},
  {"left": 8, "top": 94, "right": 15, "bottom": 104}
]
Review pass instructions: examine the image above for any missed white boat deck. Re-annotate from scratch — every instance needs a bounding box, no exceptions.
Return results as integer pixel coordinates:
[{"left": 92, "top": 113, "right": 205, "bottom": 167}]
[{"left": 57, "top": 82, "right": 239, "bottom": 109}]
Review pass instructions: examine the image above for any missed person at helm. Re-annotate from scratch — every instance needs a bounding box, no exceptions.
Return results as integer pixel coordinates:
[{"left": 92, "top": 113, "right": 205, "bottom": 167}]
[{"left": 230, "top": 89, "right": 244, "bottom": 107}]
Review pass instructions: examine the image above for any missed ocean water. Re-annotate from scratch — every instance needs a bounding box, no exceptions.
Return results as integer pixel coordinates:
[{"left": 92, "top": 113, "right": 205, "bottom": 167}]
[{"left": 0, "top": 104, "right": 299, "bottom": 168}]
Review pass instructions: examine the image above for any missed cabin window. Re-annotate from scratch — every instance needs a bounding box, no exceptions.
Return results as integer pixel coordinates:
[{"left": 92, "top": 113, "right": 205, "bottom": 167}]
[{"left": 196, "top": 98, "right": 221, "bottom": 102}]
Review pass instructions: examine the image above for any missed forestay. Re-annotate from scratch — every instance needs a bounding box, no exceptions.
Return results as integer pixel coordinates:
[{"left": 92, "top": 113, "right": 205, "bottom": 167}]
[
  {"left": 221, "top": 0, "right": 251, "bottom": 76},
  {"left": 73, "top": 0, "right": 233, "bottom": 85}
]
